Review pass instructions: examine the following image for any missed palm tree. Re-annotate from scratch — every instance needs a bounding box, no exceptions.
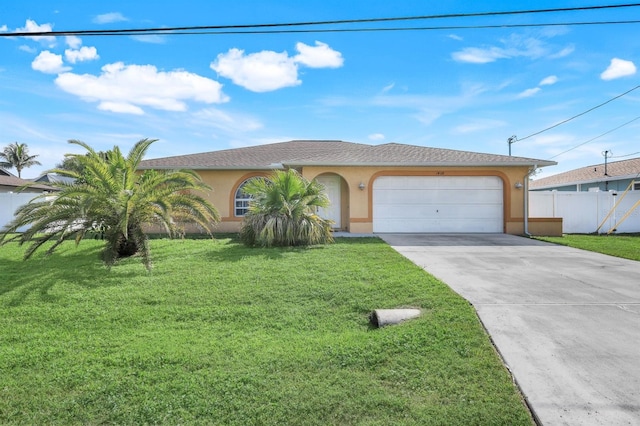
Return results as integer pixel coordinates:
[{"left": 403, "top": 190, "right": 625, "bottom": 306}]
[
  {"left": 0, "top": 142, "right": 41, "bottom": 178},
  {"left": 0, "top": 138, "right": 220, "bottom": 270},
  {"left": 240, "top": 169, "right": 334, "bottom": 247}
]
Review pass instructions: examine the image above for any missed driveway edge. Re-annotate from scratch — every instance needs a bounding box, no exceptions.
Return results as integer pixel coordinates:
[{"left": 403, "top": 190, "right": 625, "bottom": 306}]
[{"left": 473, "top": 310, "right": 542, "bottom": 426}]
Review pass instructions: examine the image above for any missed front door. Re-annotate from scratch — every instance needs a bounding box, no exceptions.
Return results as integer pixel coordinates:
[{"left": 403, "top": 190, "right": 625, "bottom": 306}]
[{"left": 315, "top": 175, "right": 341, "bottom": 229}]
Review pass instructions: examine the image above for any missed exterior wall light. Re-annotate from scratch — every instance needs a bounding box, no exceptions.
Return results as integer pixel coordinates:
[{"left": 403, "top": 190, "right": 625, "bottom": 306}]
[
  {"left": 515, "top": 181, "right": 523, "bottom": 189},
  {"left": 358, "top": 182, "right": 366, "bottom": 190}
]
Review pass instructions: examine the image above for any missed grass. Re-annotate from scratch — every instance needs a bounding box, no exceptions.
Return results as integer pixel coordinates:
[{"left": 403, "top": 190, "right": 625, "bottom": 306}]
[
  {"left": 536, "top": 234, "right": 640, "bottom": 261},
  {"left": 0, "top": 236, "right": 533, "bottom": 425}
]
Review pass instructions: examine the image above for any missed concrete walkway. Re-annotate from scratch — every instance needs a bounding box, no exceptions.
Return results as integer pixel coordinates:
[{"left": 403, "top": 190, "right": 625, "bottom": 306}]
[{"left": 379, "top": 233, "right": 640, "bottom": 426}]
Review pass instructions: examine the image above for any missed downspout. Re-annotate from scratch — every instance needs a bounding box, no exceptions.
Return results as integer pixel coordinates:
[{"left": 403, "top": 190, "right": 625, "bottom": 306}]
[{"left": 523, "top": 165, "right": 537, "bottom": 237}]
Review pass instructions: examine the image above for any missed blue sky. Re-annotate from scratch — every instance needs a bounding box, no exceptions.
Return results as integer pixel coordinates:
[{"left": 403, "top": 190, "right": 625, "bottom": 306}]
[{"left": 1, "top": 0, "right": 639, "bottom": 179}]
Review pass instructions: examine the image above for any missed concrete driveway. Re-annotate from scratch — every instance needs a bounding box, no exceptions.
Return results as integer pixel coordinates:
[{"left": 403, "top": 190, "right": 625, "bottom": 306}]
[{"left": 379, "top": 233, "right": 640, "bottom": 426}]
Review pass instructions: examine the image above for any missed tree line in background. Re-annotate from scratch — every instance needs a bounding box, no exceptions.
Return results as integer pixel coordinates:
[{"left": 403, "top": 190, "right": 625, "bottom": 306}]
[{"left": 0, "top": 139, "right": 334, "bottom": 271}]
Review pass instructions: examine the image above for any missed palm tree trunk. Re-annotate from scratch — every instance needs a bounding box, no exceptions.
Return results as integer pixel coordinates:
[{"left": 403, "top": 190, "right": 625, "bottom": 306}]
[{"left": 116, "top": 231, "right": 139, "bottom": 258}]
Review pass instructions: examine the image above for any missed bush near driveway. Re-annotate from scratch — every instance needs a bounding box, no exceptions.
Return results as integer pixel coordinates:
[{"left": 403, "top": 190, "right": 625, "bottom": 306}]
[{"left": 0, "top": 237, "right": 533, "bottom": 425}]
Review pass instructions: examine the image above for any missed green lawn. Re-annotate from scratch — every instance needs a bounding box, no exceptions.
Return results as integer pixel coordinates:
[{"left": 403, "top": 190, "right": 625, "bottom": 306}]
[
  {"left": 536, "top": 234, "right": 640, "bottom": 261},
  {"left": 0, "top": 237, "right": 533, "bottom": 425}
]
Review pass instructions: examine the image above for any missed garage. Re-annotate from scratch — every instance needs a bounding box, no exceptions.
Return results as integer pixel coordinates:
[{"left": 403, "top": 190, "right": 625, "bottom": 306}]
[{"left": 373, "top": 175, "right": 504, "bottom": 233}]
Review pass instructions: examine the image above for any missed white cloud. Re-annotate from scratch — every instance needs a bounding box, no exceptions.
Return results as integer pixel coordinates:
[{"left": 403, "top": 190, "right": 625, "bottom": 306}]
[
  {"left": 452, "top": 119, "right": 506, "bottom": 134},
  {"left": 540, "top": 75, "right": 558, "bottom": 86},
  {"left": 65, "top": 35, "right": 82, "bottom": 49},
  {"left": 211, "top": 48, "right": 299, "bottom": 92},
  {"left": 16, "top": 19, "right": 56, "bottom": 46},
  {"left": 93, "top": 12, "right": 128, "bottom": 24},
  {"left": 540, "top": 26, "right": 570, "bottom": 38},
  {"left": 452, "top": 34, "right": 571, "bottom": 64},
  {"left": 211, "top": 42, "right": 343, "bottom": 92},
  {"left": 368, "top": 133, "right": 385, "bottom": 141},
  {"left": 130, "top": 34, "right": 167, "bottom": 44},
  {"left": 518, "top": 87, "right": 541, "bottom": 98},
  {"left": 294, "top": 41, "right": 343, "bottom": 68},
  {"left": 55, "top": 62, "right": 229, "bottom": 114},
  {"left": 0, "top": 25, "right": 7, "bottom": 32},
  {"left": 448, "top": 34, "right": 463, "bottom": 41},
  {"left": 414, "top": 109, "right": 443, "bottom": 126},
  {"left": 19, "top": 45, "right": 37, "bottom": 53},
  {"left": 98, "top": 102, "right": 144, "bottom": 115},
  {"left": 31, "top": 51, "right": 71, "bottom": 74},
  {"left": 550, "top": 45, "right": 575, "bottom": 59},
  {"left": 601, "top": 58, "right": 637, "bottom": 80},
  {"left": 381, "top": 82, "right": 395, "bottom": 93},
  {"left": 191, "top": 108, "right": 263, "bottom": 133},
  {"left": 452, "top": 47, "right": 508, "bottom": 64},
  {"left": 65, "top": 46, "right": 99, "bottom": 63}
]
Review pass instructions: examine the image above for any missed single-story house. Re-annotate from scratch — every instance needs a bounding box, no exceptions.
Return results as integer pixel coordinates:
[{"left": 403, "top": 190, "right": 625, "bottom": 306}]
[
  {"left": 139, "top": 140, "right": 559, "bottom": 235},
  {"left": 531, "top": 157, "right": 640, "bottom": 192},
  {"left": 0, "top": 169, "right": 53, "bottom": 193},
  {"left": 0, "top": 169, "right": 55, "bottom": 231},
  {"left": 33, "top": 173, "right": 76, "bottom": 185}
]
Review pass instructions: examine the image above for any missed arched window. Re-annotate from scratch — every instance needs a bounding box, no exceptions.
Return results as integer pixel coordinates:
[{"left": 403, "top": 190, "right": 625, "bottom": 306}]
[{"left": 234, "top": 179, "right": 255, "bottom": 217}]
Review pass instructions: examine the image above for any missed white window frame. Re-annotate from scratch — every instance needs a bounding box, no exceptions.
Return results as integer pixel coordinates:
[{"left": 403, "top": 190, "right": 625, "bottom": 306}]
[{"left": 234, "top": 179, "right": 254, "bottom": 217}]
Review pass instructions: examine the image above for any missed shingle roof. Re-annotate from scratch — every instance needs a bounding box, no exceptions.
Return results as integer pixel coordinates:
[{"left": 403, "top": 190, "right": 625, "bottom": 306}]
[
  {"left": 139, "top": 140, "right": 555, "bottom": 170},
  {"left": 34, "top": 173, "right": 76, "bottom": 185},
  {"left": 0, "top": 168, "right": 55, "bottom": 191},
  {"left": 531, "top": 157, "right": 640, "bottom": 189}
]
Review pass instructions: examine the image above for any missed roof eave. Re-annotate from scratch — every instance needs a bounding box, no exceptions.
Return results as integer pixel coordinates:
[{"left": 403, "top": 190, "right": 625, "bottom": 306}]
[
  {"left": 137, "top": 165, "right": 286, "bottom": 171},
  {"left": 139, "top": 160, "right": 556, "bottom": 170},
  {"left": 284, "top": 160, "right": 557, "bottom": 168}
]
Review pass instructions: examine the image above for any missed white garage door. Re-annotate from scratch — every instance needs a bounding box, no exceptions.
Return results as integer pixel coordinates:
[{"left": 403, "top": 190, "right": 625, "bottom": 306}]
[{"left": 373, "top": 176, "right": 503, "bottom": 233}]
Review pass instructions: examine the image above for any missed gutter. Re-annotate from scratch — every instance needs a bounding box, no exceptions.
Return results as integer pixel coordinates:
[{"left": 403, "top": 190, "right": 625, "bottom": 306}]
[
  {"left": 141, "top": 161, "right": 556, "bottom": 170},
  {"left": 286, "top": 160, "right": 556, "bottom": 168},
  {"left": 137, "top": 165, "right": 286, "bottom": 171},
  {"left": 523, "top": 165, "right": 538, "bottom": 237}
]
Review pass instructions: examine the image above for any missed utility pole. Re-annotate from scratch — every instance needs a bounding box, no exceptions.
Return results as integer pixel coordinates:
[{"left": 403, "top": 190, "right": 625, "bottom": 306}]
[
  {"left": 602, "top": 150, "right": 612, "bottom": 191},
  {"left": 602, "top": 150, "right": 612, "bottom": 176},
  {"left": 507, "top": 135, "right": 517, "bottom": 156}
]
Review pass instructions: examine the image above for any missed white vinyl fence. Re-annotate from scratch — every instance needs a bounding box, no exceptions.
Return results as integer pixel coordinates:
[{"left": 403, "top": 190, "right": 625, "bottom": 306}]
[
  {"left": 0, "top": 192, "right": 45, "bottom": 232},
  {"left": 530, "top": 190, "right": 640, "bottom": 234}
]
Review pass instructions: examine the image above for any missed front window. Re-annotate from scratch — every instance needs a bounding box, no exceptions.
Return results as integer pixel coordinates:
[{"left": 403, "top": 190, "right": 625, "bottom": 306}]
[{"left": 235, "top": 179, "right": 254, "bottom": 217}]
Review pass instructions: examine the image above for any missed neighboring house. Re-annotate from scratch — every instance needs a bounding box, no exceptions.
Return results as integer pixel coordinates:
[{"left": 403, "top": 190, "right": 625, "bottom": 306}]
[
  {"left": 0, "top": 169, "right": 54, "bottom": 231},
  {"left": 531, "top": 157, "right": 640, "bottom": 192},
  {"left": 138, "top": 140, "right": 557, "bottom": 235},
  {"left": 0, "top": 169, "right": 53, "bottom": 193},
  {"left": 33, "top": 173, "right": 76, "bottom": 185}
]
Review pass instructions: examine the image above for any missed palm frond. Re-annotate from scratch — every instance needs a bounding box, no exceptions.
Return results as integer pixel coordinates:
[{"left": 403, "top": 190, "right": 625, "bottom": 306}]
[
  {"left": 240, "top": 169, "right": 334, "bottom": 247},
  {"left": 0, "top": 139, "right": 220, "bottom": 270}
]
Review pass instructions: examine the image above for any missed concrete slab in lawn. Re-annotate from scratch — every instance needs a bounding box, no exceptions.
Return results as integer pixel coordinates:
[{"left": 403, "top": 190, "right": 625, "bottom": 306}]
[{"left": 379, "top": 233, "right": 640, "bottom": 426}]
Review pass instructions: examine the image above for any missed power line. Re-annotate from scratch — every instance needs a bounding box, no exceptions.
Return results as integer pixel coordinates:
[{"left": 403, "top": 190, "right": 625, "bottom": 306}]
[
  {"left": 47, "top": 19, "right": 640, "bottom": 37},
  {"left": 612, "top": 151, "right": 640, "bottom": 158},
  {"left": 3, "top": 3, "right": 640, "bottom": 37},
  {"left": 513, "top": 84, "right": 640, "bottom": 145},
  {"left": 548, "top": 115, "right": 640, "bottom": 160}
]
